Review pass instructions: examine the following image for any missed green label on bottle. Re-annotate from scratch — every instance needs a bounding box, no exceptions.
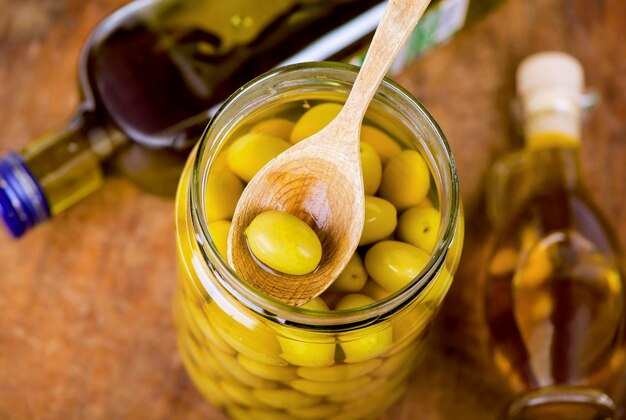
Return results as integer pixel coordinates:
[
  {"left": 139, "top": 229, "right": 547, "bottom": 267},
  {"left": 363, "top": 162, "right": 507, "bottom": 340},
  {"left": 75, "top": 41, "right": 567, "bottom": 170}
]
[{"left": 407, "top": 7, "right": 439, "bottom": 58}]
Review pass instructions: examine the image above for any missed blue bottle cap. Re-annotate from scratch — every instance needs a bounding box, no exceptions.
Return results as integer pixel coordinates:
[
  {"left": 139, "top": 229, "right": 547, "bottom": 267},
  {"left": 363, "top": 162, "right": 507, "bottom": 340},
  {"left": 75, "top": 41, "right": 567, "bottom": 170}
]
[{"left": 0, "top": 152, "right": 50, "bottom": 238}]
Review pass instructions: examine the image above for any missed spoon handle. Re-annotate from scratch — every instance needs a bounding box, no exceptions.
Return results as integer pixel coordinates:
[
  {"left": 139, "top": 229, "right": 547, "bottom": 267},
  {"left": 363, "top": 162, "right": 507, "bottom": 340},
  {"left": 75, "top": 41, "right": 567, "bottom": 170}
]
[{"left": 340, "top": 0, "right": 431, "bottom": 127}]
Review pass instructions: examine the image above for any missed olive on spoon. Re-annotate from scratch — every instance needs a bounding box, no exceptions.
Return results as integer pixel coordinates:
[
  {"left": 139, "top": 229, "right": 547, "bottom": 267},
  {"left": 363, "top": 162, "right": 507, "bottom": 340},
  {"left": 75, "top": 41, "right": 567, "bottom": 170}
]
[{"left": 228, "top": 0, "right": 431, "bottom": 306}]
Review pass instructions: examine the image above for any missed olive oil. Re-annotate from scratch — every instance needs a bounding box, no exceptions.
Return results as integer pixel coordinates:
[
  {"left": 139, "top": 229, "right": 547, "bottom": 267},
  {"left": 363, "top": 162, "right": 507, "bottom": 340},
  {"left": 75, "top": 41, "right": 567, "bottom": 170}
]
[
  {"left": 485, "top": 147, "right": 624, "bottom": 389},
  {"left": 483, "top": 53, "right": 625, "bottom": 417}
]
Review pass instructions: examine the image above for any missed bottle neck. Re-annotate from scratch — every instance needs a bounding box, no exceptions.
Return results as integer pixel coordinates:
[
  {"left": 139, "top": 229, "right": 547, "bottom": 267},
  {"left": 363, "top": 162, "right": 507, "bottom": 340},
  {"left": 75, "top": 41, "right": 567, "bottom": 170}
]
[
  {"left": 0, "top": 152, "right": 51, "bottom": 237},
  {"left": 0, "top": 110, "right": 125, "bottom": 238},
  {"left": 523, "top": 111, "right": 583, "bottom": 192},
  {"left": 524, "top": 112, "right": 580, "bottom": 149},
  {"left": 522, "top": 84, "right": 582, "bottom": 147}
]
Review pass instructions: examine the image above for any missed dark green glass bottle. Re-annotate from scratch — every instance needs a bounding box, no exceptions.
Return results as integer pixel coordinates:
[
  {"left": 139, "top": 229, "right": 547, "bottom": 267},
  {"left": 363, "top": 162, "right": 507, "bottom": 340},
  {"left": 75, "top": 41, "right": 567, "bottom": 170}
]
[{"left": 0, "top": 0, "right": 505, "bottom": 238}]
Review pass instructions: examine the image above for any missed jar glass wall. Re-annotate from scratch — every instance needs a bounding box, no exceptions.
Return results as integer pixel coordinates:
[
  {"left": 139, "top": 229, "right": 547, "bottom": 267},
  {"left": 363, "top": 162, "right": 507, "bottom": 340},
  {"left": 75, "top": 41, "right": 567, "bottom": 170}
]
[{"left": 174, "top": 63, "right": 464, "bottom": 419}]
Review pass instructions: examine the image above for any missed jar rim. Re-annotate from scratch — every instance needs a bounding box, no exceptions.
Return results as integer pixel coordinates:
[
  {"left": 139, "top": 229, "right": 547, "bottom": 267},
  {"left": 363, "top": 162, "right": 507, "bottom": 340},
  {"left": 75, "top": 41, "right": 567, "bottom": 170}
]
[{"left": 190, "top": 62, "right": 460, "bottom": 329}]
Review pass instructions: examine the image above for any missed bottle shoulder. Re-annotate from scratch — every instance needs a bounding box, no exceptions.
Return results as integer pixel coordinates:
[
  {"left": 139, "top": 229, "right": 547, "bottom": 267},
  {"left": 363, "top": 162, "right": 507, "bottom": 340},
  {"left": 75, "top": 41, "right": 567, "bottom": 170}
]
[{"left": 495, "top": 188, "right": 622, "bottom": 260}]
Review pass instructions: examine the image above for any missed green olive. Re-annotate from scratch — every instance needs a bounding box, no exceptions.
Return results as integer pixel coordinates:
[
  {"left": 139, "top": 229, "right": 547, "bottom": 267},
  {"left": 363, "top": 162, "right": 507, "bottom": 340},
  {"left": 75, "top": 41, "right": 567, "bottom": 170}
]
[
  {"left": 379, "top": 150, "right": 431, "bottom": 211},
  {"left": 327, "top": 380, "right": 388, "bottom": 406},
  {"left": 319, "top": 291, "right": 344, "bottom": 309},
  {"left": 340, "top": 323, "right": 393, "bottom": 363},
  {"left": 330, "top": 253, "right": 368, "bottom": 293},
  {"left": 397, "top": 206, "right": 441, "bottom": 253},
  {"left": 228, "top": 406, "right": 294, "bottom": 420},
  {"left": 220, "top": 381, "right": 263, "bottom": 408},
  {"left": 290, "top": 103, "right": 342, "bottom": 144},
  {"left": 390, "top": 302, "right": 434, "bottom": 352},
  {"left": 178, "top": 337, "right": 227, "bottom": 407},
  {"left": 360, "top": 125, "right": 402, "bottom": 164},
  {"left": 227, "top": 132, "right": 290, "bottom": 182},
  {"left": 276, "top": 329, "right": 336, "bottom": 368},
  {"left": 364, "top": 241, "right": 429, "bottom": 293},
  {"left": 238, "top": 354, "right": 298, "bottom": 382},
  {"left": 335, "top": 293, "right": 376, "bottom": 311},
  {"left": 245, "top": 211, "right": 322, "bottom": 276},
  {"left": 300, "top": 297, "right": 330, "bottom": 311},
  {"left": 291, "top": 376, "right": 372, "bottom": 396},
  {"left": 361, "top": 280, "right": 392, "bottom": 301},
  {"left": 208, "top": 219, "right": 231, "bottom": 258},
  {"left": 186, "top": 337, "right": 233, "bottom": 381},
  {"left": 360, "top": 195, "right": 397, "bottom": 246},
  {"left": 205, "top": 170, "right": 243, "bottom": 222},
  {"left": 415, "top": 197, "right": 434, "bottom": 208},
  {"left": 212, "top": 347, "right": 278, "bottom": 389},
  {"left": 212, "top": 148, "right": 230, "bottom": 171},
  {"left": 250, "top": 118, "right": 295, "bottom": 141},
  {"left": 338, "top": 378, "right": 407, "bottom": 418},
  {"left": 335, "top": 294, "right": 393, "bottom": 363},
  {"left": 204, "top": 302, "right": 285, "bottom": 366},
  {"left": 297, "top": 358, "right": 381, "bottom": 382},
  {"left": 252, "top": 388, "right": 321, "bottom": 410},
  {"left": 359, "top": 142, "right": 382, "bottom": 195},
  {"left": 372, "top": 344, "right": 415, "bottom": 378},
  {"left": 287, "top": 404, "right": 341, "bottom": 419},
  {"left": 187, "top": 301, "right": 234, "bottom": 355}
]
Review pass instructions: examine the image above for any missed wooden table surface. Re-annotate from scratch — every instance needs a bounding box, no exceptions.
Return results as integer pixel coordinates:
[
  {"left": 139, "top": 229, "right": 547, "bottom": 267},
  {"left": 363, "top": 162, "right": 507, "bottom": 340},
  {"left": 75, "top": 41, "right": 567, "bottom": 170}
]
[{"left": 1, "top": 0, "right": 625, "bottom": 418}]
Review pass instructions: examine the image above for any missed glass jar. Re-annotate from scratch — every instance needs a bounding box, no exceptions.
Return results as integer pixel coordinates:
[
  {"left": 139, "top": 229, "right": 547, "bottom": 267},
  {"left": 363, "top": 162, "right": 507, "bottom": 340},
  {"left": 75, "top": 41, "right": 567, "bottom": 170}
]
[{"left": 174, "top": 62, "right": 464, "bottom": 419}]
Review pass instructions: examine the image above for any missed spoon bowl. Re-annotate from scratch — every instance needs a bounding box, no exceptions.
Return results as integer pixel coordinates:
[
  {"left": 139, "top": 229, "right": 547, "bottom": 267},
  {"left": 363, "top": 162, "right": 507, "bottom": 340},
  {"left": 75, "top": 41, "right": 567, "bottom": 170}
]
[
  {"left": 228, "top": 119, "right": 365, "bottom": 306},
  {"left": 228, "top": 0, "right": 431, "bottom": 306}
]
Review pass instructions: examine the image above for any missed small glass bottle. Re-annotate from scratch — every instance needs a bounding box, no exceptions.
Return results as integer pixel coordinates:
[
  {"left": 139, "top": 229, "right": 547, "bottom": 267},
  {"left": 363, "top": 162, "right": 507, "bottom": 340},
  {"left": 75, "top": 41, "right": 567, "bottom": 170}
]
[
  {"left": 483, "top": 52, "right": 625, "bottom": 418},
  {"left": 0, "top": 0, "right": 505, "bottom": 238}
]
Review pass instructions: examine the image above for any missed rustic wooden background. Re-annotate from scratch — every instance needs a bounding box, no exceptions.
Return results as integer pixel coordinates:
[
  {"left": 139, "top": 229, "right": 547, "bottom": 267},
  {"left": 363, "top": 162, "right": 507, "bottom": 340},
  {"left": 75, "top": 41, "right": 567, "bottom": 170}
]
[{"left": 1, "top": 0, "right": 625, "bottom": 418}]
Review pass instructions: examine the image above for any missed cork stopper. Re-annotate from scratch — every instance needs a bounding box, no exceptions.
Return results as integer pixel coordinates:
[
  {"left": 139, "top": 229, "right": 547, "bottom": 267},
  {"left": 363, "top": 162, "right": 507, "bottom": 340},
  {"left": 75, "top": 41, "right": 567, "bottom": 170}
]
[
  {"left": 517, "top": 52, "right": 584, "bottom": 99},
  {"left": 517, "top": 52, "right": 584, "bottom": 143}
]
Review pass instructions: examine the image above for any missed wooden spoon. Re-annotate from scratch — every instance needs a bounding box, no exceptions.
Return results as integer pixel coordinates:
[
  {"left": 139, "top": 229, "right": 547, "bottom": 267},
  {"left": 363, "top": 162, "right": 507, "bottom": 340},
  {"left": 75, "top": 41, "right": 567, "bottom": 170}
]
[{"left": 228, "top": 0, "right": 431, "bottom": 306}]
